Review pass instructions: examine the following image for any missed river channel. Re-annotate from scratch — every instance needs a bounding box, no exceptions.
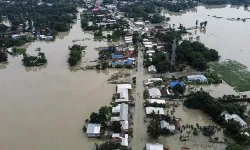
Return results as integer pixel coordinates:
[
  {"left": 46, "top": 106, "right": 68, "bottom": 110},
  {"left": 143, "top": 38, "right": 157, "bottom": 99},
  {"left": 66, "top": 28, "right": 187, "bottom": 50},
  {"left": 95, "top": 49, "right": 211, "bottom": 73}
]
[{"left": 0, "top": 5, "right": 250, "bottom": 150}]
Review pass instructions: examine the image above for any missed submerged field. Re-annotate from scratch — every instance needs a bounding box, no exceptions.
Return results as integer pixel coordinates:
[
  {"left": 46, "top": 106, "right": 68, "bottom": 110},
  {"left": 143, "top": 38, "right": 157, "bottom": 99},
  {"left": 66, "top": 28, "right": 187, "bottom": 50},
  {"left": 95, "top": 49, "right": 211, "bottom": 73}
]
[{"left": 209, "top": 60, "right": 250, "bottom": 92}]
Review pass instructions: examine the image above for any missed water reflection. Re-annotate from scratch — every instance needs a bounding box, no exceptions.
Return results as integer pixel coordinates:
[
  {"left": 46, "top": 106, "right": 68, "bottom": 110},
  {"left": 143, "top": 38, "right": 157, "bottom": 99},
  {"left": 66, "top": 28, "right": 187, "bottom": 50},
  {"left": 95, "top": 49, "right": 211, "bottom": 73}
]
[
  {"left": 25, "top": 63, "right": 47, "bottom": 72},
  {"left": 0, "top": 62, "right": 8, "bottom": 69},
  {"left": 203, "top": 4, "right": 227, "bottom": 9}
]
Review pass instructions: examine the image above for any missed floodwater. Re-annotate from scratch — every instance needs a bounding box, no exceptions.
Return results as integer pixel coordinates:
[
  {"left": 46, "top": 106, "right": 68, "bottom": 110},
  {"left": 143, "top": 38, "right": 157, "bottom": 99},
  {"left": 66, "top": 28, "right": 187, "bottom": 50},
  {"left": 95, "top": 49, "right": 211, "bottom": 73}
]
[
  {"left": 164, "top": 5, "right": 250, "bottom": 68},
  {"left": 159, "top": 102, "right": 229, "bottom": 150},
  {"left": 0, "top": 13, "right": 116, "bottom": 150}
]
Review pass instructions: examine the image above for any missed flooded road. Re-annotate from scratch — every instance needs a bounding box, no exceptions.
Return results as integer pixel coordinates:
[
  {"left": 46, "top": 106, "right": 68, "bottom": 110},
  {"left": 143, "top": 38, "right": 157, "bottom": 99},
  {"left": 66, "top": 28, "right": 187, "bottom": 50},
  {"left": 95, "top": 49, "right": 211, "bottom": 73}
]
[
  {"left": 164, "top": 5, "right": 250, "bottom": 68},
  {"left": 0, "top": 14, "right": 116, "bottom": 150}
]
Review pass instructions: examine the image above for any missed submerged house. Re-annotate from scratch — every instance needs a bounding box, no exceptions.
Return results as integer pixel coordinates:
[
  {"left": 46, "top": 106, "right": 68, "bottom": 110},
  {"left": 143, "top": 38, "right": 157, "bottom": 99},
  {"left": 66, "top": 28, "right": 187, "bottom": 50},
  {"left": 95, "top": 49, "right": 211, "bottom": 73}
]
[
  {"left": 146, "top": 143, "right": 164, "bottom": 150},
  {"left": 149, "top": 88, "right": 161, "bottom": 98},
  {"left": 170, "top": 81, "right": 184, "bottom": 88},
  {"left": 146, "top": 107, "right": 164, "bottom": 115},
  {"left": 148, "top": 65, "right": 157, "bottom": 73},
  {"left": 187, "top": 75, "right": 207, "bottom": 82},
  {"left": 160, "top": 120, "right": 175, "bottom": 133},
  {"left": 221, "top": 111, "right": 247, "bottom": 129},
  {"left": 86, "top": 123, "right": 101, "bottom": 137},
  {"left": 111, "top": 103, "right": 128, "bottom": 121}
]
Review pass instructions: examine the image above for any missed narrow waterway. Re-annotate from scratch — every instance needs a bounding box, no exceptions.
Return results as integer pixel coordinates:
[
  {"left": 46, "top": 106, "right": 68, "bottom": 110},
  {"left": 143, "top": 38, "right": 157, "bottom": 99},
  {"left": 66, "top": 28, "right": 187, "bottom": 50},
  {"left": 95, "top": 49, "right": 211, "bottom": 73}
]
[{"left": 0, "top": 13, "right": 116, "bottom": 150}]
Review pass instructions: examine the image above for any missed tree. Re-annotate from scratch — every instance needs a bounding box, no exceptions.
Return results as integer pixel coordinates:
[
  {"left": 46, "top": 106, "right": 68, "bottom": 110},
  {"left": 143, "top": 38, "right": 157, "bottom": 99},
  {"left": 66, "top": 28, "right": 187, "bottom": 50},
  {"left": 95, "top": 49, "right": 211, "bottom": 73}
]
[
  {"left": 161, "top": 128, "right": 171, "bottom": 137},
  {"left": 68, "top": 44, "right": 87, "bottom": 66},
  {"left": 89, "top": 112, "right": 101, "bottom": 123},
  {"left": 0, "top": 50, "right": 8, "bottom": 62},
  {"left": 112, "top": 121, "right": 122, "bottom": 133},
  {"left": 81, "top": 18, "right": 88, "bottom": 29},
  {"left": 94, "top": 141, "right": 120, "bottom": 150},
  {"left": 172, "top": 83, "right": 185, "bottom": 94},
  {"left": 226, "top": 143, "right": 244, "bottom": 150},
  {"left": 147, "top": 120, "right": 161, "bottom": 139},
  {"left": 151, "top": 14, "right": 164, "bottom": 24}
]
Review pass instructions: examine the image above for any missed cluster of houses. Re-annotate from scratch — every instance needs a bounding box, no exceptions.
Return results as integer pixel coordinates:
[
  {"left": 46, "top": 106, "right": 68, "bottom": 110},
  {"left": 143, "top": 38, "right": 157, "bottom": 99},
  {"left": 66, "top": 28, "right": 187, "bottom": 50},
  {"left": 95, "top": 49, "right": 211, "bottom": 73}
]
[
  {"left": 86, "top": 84, "right": 132, "bottom": 148},
  {"left": 110, "top": 84, "right": 132, "bottom": 147},
  {"left": 108, "top": 36, "right": 137, "bottom": 67}
]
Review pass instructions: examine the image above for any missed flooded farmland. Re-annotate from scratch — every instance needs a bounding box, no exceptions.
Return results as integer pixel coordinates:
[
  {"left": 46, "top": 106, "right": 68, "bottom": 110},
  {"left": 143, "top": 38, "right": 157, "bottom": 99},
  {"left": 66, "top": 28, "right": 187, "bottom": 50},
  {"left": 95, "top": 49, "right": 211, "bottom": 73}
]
[{"left": 1, "top": 5, "right": 250, "bottom": 150}]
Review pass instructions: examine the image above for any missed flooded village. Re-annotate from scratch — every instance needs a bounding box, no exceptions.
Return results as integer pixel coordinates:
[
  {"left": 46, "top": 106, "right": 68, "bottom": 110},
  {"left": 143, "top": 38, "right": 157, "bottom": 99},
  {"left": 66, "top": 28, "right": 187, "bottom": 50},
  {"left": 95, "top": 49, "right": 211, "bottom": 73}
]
[{"left": 1, "top": 0, "right": 250, "bottom": 150}]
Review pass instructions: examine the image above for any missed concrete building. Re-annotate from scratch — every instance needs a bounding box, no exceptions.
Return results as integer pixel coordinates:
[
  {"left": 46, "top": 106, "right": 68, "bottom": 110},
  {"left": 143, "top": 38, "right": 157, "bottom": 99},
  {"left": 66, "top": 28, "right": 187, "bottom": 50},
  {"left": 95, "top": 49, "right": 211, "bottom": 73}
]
[
  {"left": 221, "top": 111, "right": 247, "bottom": 129},
  {"left": 146, "top": 143, "right": 164, "bottom": 150},
  {"left": 146, "top": 107, "right": 164, "bottom": 115},
  {"left": 187, "top": 75, "right": 208, "bottom": 82},
  {"left": 160, "top": 120, "right": 175, "bottom": 132},
  {"left": 111, "top": 103, "right": 128, "bottom": 121},
  {"left": 149, "top": 88, "right": 161, "bottom": 98},
  {"left": 148, "top": 65, "right": 157, "bottom": 73},
  {"left": 147, "top": 99, "right": 166, "bottom": 104},
  {"left": 86, "top": 123, "right": 101, "bottom": 137}
]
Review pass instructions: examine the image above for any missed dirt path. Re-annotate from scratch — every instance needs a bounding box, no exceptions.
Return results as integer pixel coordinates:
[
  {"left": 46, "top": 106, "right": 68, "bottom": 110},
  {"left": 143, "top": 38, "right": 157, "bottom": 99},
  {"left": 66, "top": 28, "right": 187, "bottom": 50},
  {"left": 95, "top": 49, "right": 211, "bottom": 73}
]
[{"left": 132, "top": 45, "right": 148, "bottom": 150}]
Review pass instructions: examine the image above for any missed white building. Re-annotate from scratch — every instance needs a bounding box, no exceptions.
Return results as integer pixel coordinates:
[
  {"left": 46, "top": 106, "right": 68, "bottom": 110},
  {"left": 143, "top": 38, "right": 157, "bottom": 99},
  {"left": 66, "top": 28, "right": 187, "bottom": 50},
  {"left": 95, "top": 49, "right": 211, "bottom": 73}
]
[
  {"left": 149, "top": 88, "right": 161, "bottom": 98},
  {"left": 147, "top": 99, "right": 166, "bottom": 104},
  {"left": 86, "top": 124, "right": 101, "bottom": 137},
  {"left": 111, "top": 103, "right": 128, "bottom": 121},
  {"left": 146, "top": 107, "right": 164, "bottom": 115},
  {"left": 147, "top": 78, "right": 163, "bottom": 82},
  {"left": 160, "top": 120, "right": 175, "bottom": 132},
  {"left": 146, "top": 143, "right": 164, "bottom": 150},
  {"left": 117, "top": 84, "right": 132, "bottom": 91},
  {"left": 221, "top": 111, "right": 247, "bottom": 129},
  {"left": 148, "top": 65, "right": 157, "bottom": 73},
  {"left": 187, "top": 75, "right": 208, "bottom": 82}
]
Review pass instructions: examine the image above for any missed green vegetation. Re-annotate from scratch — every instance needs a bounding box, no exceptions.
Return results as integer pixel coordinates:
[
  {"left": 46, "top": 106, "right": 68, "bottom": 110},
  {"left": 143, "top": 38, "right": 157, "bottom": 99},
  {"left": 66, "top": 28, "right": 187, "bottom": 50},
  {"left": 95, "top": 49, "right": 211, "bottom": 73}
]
[
  {"left": 165, "top": 0, "right": 198, "bottom": 12},
  {"left": 204, "top": 71, "right": 222, "bottom": 84},
  {"left": 209, "top": 60, "right": 250, "bottom": 92},
  {"left": 22, "top": 48, "right": 47, "bottom": 66},
  {"left": 89, "top": 106, "right": 112, "bottom": 124},
  {"left": 67, "top": 44, "right": 87, "bottom": 66},
  {"left": 0, "top": 1, "right": 77, "bottom": 32},
  {"left": 151, "top": 52, "right": 171, "bottom": 73},
  {"left": 147, "top": 113, "right": 172, "bottom": 139},
  {"left": 0, "top": 49, "right": 8, "bottom": 62},
  {"left": 94, "top": 141, "right": 121, "bottom": 150},
  {"left": 143, "top": 89, "right": 149, "bottom": 99},
  {"left": 176, "top": 40, "right": 220, "bottom": 71},
  {"left": 184, "top": 90, "right": 250, "bottom": 145},
  {"left": 150, "top": 14, "right": 165, "bottom": 24},
  {"left": 14, "top": 48, "right": 26, "bottom": 55},
  {"left": 226, "top": 143, "right": 244, "bottom": 150}
]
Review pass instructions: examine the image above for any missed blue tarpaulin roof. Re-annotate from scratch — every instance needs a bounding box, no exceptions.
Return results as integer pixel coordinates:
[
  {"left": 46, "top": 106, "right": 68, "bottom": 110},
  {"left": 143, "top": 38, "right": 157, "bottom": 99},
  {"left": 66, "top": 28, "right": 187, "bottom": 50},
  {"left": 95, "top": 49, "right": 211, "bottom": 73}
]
[
  {"left": 125, "top": 59, "right": 133, "bottom": 65},
  {"left": 170, "top": 81, "right": 184, "bottom": 88}
]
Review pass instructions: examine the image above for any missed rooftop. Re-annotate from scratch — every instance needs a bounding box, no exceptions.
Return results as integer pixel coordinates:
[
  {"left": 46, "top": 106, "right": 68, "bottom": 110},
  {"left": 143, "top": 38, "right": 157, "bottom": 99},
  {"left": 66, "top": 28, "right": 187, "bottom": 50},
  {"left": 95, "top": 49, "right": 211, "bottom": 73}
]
[
  {"left": 146, "top": 107, "right": 164, "bottom": 115},
  {"left": 147, "top": 99, "right": 166, "bottom": 104},
  {"left": 146, "top": 143, "right": 164, "bottom": 150},
  {"left": 170, "top": 81, "right": 184, "bottom": 88},
  {"left": 149, "top": 88, "right": 161, "bottom": 98},
  {"left": 86, "top": 124, "right": 101, "bottom": 134}
]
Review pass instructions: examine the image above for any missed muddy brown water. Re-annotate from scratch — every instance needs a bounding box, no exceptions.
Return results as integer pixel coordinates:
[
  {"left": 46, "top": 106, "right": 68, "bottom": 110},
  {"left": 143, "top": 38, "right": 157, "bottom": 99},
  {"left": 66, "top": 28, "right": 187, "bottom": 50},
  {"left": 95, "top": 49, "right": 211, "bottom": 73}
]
[
  {"left": 164, "top": 5, "right": 250, "bottom": 69},
  {"left": 0, "top": 13, "right": 117, "bottom": 150},
  {"left": 1, "top": 5, "right": 250, "bottom": 150}
]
